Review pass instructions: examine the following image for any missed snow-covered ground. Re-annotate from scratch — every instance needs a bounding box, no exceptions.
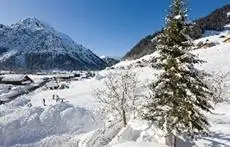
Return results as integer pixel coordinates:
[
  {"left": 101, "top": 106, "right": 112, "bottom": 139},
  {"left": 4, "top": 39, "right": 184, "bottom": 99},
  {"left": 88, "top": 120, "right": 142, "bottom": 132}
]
[
  {"left": 195, "top": 29, "right": 230, "bottom": 44},
  {"left": 0, "top": 68, "right": 161, "bottom": 147},
  {"left": 112, "top": 142, "right": 167, "bottom": 147},
  {"left": 29, "top": 79, "right": 103, "bottom": 110},
  {"left": 194, "top": 43, "right": 230, "bottom": 73},
  {"left": 194, "top": 103, "right": 230, "bottom": 147},
  {"left": 1, "top": 30, "right": 230, "bottom": 147}
]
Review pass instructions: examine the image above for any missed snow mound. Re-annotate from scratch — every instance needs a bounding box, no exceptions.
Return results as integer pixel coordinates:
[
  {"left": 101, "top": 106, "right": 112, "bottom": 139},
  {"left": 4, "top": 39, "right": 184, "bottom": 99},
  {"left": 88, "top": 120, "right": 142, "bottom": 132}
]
[
  {"left": 112, "top": 141, "right": 167, "bottom": 147},
  {"left": 0, "top": 102, "right": 101, "bottom": 147},
  {"left": 109, "top": 120, "right": 166, "bottom": 146},
  {"left": 95, "top": 72, "right": 105, "bottom": 80},
  {"left": 9, "top": 121, "right": 123, "bottom": 147}
]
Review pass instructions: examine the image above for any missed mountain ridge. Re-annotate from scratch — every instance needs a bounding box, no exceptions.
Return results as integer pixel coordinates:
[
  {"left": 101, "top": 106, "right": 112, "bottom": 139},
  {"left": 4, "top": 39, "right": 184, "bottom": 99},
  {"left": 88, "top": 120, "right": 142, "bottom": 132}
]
[
  {"left": 101, "top": 56, "right": 120, "bottom": 67},
  {"left": 0, "top": 17, "right": 107, "bottom": 72}
]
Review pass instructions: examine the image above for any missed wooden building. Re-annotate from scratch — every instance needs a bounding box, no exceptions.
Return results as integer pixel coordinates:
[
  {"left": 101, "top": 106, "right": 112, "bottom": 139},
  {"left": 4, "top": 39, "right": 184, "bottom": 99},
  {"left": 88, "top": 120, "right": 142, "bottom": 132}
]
[{"left": 0, "top": 75, "right": 34, "bottom": 85}]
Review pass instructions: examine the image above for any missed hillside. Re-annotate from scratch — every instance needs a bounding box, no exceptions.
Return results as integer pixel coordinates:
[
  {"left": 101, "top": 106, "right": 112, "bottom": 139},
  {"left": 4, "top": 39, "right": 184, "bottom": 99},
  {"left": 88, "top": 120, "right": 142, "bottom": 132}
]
[
  {"left": 0, "top": 17, "right": 107, "bottom": 72},
  {"left": 123, "top": 4, "right": 230, "bottom": 60},
  {"left": 122, "top": 32, "right": 160, "bottom": 60},
  {"left": 195, "top": 4, "right": 230, "bottom": 31}
]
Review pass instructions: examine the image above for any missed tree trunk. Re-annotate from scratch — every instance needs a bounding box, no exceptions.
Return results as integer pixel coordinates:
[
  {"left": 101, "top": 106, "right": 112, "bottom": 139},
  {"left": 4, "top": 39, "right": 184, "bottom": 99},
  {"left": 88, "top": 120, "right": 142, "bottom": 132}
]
[
  {"left": 173, "top": 134, "right": 176, "bottom": 147},
  {"left": 132, "top": 96, "right": 136, "bottom": 119},
  {"left": 122, "top": 109, "right": 127, "bottom": 127},
  {"left": 165, "top": 132, "right": 177, "bottom": 147},
  {"left": 121, "top": 91, "right": 127, "bottom": 127}
]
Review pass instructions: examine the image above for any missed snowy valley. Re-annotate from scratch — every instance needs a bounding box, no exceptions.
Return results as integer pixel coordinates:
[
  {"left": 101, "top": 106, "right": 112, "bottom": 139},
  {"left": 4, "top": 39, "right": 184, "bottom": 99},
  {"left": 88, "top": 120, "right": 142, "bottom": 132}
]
[
  {"left": 1, "top": 2, "right": 230, "bottom": 147},
  {"left": 1, "top": 27, "right": 230, "bottom": 146}
]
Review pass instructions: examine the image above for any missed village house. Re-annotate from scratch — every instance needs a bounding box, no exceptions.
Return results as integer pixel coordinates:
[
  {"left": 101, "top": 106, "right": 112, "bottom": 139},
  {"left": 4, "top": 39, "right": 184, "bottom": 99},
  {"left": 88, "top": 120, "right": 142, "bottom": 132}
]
[
  {"left": 0, "top": 75, "right": 34, "bottom": 85},
  {"left": 55, "top": 74, "right": 75, "bottom": 81},
  {"left": 72, "top": 71, "right": 81, "bottom": 77}
]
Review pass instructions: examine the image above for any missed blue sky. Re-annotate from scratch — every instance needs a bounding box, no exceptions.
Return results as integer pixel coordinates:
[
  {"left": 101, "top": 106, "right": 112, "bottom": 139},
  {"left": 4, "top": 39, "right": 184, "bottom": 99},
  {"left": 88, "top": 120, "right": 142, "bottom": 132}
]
[{"left": 1, "top": 0, "right": 229, "bottom": 57}]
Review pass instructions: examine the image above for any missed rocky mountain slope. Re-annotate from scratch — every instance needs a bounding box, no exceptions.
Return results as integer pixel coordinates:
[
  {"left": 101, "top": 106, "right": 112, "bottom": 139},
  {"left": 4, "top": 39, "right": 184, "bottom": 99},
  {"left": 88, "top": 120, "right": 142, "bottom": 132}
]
[
  {"left": 122, "top": 32, "right": 160, "bottom": 60},
  {"left": 195, "top": 4, "right": 230, "bottom": 32},
  {"left": 0, "top": 17, "right": 107, "bottom": 72},
  {"left": 101, "top": 56, "right": 120, "bottom": 67},
  {"left": 123, "top": 4, "right": 230, "bottom": 60}
]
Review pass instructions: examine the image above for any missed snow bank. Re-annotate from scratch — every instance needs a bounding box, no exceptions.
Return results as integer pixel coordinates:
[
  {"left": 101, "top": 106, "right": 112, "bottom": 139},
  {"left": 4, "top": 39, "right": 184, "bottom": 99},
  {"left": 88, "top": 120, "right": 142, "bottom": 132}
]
[
  {"left": 10, "top": 121, "right": 123, "bottom": 147},
  {"left": 109, "top": 120, "right": 166, "bottom": 146},
  {"left": 112, "top": 141, "right": 167, "bottom": 147},
  {"left": 95, "top": 72, "right": 105, "bottom": 80},
  {"left": 0, "top": 101, "right": 101, "bottom": 147}
]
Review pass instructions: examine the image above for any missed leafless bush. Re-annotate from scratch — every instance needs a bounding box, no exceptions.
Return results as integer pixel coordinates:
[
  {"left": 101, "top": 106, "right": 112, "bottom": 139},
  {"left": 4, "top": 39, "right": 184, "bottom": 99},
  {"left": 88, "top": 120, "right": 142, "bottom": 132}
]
[
  {"left": 94, "top": 71, "right": 141, "bottom": 126},
  {"left": 209, "top": 71, "right": 230, "bottom": 104}
]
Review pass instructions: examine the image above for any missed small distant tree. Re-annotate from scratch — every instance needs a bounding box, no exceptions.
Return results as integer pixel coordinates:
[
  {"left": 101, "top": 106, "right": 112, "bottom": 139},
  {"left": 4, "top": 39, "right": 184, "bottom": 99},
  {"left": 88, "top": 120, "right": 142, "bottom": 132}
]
[
  {"left": 95, "top": 71, "right": 140, "bottom": 127},
  {"left": 144, "top": 0, "right": 213, "bottom": 139}
]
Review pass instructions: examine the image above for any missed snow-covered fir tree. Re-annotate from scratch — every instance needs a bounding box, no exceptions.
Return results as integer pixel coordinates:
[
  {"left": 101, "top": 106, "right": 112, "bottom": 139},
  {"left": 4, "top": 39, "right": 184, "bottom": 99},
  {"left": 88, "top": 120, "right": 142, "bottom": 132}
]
[{"left": 144, "top": 0, "right": 213, "bottom": 136}]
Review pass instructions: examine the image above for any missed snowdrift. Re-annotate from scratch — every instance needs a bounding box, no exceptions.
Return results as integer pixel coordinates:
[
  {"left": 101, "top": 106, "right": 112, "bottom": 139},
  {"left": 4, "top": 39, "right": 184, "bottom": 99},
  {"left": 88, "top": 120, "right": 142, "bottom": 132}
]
[{"left": 0, "top": 99, "right": 101, "bottom": 146}]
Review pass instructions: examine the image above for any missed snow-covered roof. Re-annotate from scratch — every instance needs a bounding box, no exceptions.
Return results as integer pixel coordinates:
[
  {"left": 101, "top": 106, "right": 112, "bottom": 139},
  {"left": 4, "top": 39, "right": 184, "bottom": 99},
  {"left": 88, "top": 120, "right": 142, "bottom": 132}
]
[
  {"left": 55, "top": 74, "right": 74, "bottom": 78},
  {"left": 1, "top": 75, "right": 31, "bottom": 82},
  {"left": 46, "top": 81, "right": 59, "bottom": 88},
  {"left": 227, "top": 12, "right": 230, "bottom": 17}
]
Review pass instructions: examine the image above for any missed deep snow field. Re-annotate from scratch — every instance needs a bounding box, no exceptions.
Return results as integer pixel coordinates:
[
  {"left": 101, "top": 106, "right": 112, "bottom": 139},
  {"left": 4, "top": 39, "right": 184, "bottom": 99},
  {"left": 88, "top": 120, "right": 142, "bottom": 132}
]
[{"left": 1, "top": 30, "right": 230, "bottom": 147}]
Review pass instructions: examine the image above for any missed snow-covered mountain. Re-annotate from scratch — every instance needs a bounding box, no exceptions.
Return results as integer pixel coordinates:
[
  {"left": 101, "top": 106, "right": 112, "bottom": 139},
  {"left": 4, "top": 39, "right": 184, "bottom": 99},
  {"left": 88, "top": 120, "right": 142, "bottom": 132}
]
[
  {"left": 100, "top": 56, "right": 120, "bottom": 67},
  {"left": 0, "top": 17, "right": 107, "bottom": 72}
]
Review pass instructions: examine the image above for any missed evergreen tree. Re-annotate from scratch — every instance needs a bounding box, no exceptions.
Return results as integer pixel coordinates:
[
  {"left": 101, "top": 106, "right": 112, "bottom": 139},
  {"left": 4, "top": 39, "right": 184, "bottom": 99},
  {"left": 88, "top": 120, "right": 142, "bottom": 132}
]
[{"left": 144, "top": 0, "right": 213, "bottom": 136}]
